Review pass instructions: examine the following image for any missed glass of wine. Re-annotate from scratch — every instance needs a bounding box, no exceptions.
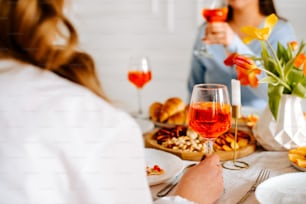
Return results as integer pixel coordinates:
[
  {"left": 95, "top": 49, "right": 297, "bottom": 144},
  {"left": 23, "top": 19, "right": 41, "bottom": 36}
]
[
  {"left": 127, "top": 56, "right": 152, "bottom": 118},
  {"left": 194, "top": 0, "right": 228, "bottom": 57},
  {"left": 188, "top": 84, "right": 231, "bottom": 155}
]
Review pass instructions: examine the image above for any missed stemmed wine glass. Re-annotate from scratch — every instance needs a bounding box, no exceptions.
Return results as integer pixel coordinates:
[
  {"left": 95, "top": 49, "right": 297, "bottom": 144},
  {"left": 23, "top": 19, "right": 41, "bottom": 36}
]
[
  {"left": 194, "top": 0, "right": 228, "bottom": 57},
  {"left": 127, "top": 56, "right": 152, "bottom": 118},
  {"left": 188, "top": 84, "right": 231, "bottom": 155}
]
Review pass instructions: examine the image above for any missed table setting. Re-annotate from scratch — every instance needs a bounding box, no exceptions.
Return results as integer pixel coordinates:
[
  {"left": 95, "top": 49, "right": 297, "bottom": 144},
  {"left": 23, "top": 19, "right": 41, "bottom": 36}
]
[
  {"left": 132, "top": 13, "right": 306, "bottom": 202},
  {"left": 144, "top": 144, "right": 306, "bottom": 203},
  {"left": 136, "top": 98, "right": 306, "bottom": 203},
  {"left": 136, "top": 81, "right": 306, "bottom": 203}
]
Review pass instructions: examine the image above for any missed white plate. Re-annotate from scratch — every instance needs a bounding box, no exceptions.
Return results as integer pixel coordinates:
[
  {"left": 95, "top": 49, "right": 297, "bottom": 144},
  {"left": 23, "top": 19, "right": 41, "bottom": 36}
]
[
  {"left": 290, "top": 160, "right": 306, "bottom": 172},
  {"left": 145, "top": 148, "right": 184, "bottom": 186},
  {"left": 135, "top": 118, "right": 154, "bottom": 133},
  {"left": 255, "top": 172, "right": 306, "bottom": 204}
]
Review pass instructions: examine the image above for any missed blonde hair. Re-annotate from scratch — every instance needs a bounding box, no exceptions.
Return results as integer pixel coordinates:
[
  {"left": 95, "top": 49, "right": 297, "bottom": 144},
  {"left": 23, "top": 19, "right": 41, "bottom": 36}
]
[{"left": 0, "top": 0, "right": 108, "bottom": 100}]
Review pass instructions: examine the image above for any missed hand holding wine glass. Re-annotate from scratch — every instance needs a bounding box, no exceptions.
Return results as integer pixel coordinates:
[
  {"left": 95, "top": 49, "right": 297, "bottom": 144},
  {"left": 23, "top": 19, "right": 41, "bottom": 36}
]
[
  {"left": 188, "top": 84, "right": 231, "bottom": 155},
  {"left": 194, "top": 0, "right": 228, "bottom": 57},
  {"left": 127, "top": 56, "right": 152, "bottom": 118}
]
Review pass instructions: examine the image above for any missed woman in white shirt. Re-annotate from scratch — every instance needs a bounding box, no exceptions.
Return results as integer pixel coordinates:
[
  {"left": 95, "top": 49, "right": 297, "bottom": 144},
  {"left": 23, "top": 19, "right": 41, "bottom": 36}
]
[{"left": 0, "top": 0, "right": 223, "bottom": 203}]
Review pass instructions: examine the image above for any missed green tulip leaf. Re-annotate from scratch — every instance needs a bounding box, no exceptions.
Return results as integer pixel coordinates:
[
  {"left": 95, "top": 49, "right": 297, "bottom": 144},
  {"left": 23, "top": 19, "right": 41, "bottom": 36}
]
[
  {"left": 287, "top": 69, "right": 306, "bottom": 88},
  {"left": 300, "top": 76, "right": 306, "bottom": 86},
  {"left": 268, "top": 84, "right": 284, "bottom": 120},
  {"left": 261, "top": 44, "right": 272, "bottom": 69},
  {"left": 292, "top": 82, "right": 306, "bottom": 98},
  {"left": 277, "top": 42, "right": 290, "bottom": 64},
  {"left": 284, "top": 58, "right": 295, "bottom": 79},
  {"left": 260, "top": 76, "right": 279, "bottom": 85}
]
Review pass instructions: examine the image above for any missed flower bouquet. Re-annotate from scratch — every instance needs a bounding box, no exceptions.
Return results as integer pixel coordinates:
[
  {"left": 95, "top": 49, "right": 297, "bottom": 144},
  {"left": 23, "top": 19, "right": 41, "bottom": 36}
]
[
  {"left": 224, "top": 14, "right": 306, "bottom": 150},
  {"left": 224, "top": 14, "right": 306, "bottom": 120}
]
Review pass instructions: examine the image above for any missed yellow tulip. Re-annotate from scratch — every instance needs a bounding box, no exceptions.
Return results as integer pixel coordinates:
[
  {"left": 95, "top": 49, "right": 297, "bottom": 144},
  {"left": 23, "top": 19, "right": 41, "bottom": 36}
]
[
  {"left": 264, "top": 13, "right": 278, "bottom": 31},
  {"left": 241, "top": 14, "right": 278, "bottom": 44}
]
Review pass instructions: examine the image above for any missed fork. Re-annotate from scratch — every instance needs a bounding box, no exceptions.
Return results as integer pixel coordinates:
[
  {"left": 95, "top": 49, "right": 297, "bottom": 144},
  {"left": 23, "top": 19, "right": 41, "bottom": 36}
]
[
  {"left": 156, "top": 163, "right": 196, "bottom": 197},
  {"left": 236, "top": 168, "right": 271, "bottom": 204}
]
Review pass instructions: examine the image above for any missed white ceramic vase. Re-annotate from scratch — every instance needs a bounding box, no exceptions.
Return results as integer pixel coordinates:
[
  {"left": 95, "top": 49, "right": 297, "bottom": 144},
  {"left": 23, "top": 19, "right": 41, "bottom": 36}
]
[{"left": 252, "top": 94, "right": 306, "bottom": 151}]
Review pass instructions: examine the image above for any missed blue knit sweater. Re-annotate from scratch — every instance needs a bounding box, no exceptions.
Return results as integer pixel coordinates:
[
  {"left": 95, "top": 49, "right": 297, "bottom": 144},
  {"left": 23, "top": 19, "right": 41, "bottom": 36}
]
[{"left": 187, "top": 18, "right": 296, "bottom": 109}]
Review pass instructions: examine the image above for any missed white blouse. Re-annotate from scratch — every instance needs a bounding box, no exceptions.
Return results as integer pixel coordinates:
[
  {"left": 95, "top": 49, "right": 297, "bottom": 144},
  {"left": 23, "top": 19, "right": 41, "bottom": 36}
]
[{"left": 0, "top": 59, "right": 194, "bottom": 204}]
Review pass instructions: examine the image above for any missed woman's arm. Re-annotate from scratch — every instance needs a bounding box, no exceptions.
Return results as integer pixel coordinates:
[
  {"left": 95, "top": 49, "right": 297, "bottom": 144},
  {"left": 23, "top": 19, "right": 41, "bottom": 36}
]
[{"left": 187, "top": 24, "right": 207, "bottom": 98}]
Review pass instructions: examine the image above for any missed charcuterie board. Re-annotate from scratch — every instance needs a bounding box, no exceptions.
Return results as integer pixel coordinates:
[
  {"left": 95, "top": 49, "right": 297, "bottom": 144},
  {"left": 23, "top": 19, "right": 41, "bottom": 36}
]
[{"left": 144, "top": 127, "right": 256, "bottom": 161}]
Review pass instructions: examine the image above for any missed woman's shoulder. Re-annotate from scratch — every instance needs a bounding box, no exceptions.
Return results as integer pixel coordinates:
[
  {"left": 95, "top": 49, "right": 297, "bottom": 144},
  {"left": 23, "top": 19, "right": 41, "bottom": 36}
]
[
  {"left": 0, "top": 58, "right": 137, "bottom": 127},
  {"left": 269, "top": 18, "right": 296, "bottom": 42},
  {"left": 273, "top": 18, "right": 296, "bottom": 35}
]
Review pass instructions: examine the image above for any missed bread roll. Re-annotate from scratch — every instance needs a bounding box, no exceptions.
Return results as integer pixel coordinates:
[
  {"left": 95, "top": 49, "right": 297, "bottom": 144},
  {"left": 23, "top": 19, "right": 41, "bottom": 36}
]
[
  {"left": 149, "top": 102, "right": 163, "bottom": 122},
  {"left": 167, "top": 110, "right": 186, "bottom": 124},
  {"left": 159, "top": 97, "right": 185, "bottom": 122}
]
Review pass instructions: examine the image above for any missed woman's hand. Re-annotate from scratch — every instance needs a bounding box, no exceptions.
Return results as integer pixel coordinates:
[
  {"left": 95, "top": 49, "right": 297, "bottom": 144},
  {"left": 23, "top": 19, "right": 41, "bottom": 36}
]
[
  {"left": 174, "top": 154, "right": 224, "bottom": 204},
  {"left": 204, "top": 22, "right": 235, "bottom": 47}
]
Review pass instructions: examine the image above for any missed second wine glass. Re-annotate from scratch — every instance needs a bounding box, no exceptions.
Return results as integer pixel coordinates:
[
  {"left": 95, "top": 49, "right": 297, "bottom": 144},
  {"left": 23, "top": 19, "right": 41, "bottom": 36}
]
[
  {"left": 194, "top": 0, "right": 228, "bottom": 57},
  {"left": 127, "top": 56, "right": 152, "bottom": 118},
  {"left": 188, "top": 84, "right": 231, "bottom": 155}
]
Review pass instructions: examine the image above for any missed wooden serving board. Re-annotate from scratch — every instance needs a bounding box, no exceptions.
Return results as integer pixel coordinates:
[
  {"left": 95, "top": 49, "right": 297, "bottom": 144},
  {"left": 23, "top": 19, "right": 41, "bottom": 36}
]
[{"left": 144, "top": 128, "right": 256, "bottom": 161}]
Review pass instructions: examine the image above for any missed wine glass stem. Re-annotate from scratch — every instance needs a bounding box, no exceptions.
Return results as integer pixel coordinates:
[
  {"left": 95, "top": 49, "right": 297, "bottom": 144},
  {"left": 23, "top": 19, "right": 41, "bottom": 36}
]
[
  {"left": 137, "top": 88, "right": 143, "bottom": 115},
  {"left": 205, "top": 139, "right": 214, "bottom": 155}
]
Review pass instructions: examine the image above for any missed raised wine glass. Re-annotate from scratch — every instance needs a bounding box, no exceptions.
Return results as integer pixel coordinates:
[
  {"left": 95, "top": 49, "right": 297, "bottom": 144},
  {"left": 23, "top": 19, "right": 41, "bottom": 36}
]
[
  {"left": 188, "top": 84, "right": 231, "bottom": 155},
  {"left": 194, "top": 0, "right": 228, "bottom": 57},
  {"left": 127, "top": 56, "right": 152, "bottom": 118}
]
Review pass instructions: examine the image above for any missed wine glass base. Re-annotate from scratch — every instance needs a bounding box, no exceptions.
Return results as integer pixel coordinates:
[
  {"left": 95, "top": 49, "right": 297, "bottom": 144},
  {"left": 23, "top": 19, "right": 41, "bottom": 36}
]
[{"left": 222, "top": 160, "right": 249, "bottom": 170}]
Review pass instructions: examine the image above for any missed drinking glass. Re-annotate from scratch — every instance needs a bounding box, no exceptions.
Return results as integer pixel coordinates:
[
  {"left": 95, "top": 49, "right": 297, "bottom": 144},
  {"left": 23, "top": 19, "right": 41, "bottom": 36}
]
[
  {"left": 188, "top": 84, "right": 231, "bottom": 155},
  {"left": 194, "top": 0, "right": 228, "bottom": 57},
  {"left": 127, "top": 56, "right": 152, "bottom": 117}
]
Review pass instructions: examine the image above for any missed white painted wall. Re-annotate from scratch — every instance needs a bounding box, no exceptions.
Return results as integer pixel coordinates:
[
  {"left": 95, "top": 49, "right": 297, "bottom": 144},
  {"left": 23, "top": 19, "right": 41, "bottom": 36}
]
[{"left": 71, "top": 0, "right": 306, "bottom": 113}]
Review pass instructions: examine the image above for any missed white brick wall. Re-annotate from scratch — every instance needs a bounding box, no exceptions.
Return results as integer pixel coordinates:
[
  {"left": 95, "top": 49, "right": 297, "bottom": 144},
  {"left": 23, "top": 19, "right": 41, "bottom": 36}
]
[{"left": 71, "top": 0, "right": 306, "bottom": 113}]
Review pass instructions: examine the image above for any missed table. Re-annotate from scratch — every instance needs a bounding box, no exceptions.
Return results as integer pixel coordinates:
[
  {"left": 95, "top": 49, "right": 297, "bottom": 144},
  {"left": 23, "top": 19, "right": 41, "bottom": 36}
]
[
  {"left": 133, "top": 118, "right": 301, "bottom": 203},
  {"left": 150, "top": 149, "right": 299, "bottom": 204}
]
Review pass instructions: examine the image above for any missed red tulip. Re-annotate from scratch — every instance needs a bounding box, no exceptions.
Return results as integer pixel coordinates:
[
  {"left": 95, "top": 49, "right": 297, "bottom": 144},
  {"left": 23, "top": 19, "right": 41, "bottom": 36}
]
[
  {"left": 294, "top": 53, "right": 306, "bottom": 76},
  {"left": 224, "top": 53, "right": 261, "bottom": 87},
  {"left": 289, "top": 41, "right": 298, "bottom": 51}
]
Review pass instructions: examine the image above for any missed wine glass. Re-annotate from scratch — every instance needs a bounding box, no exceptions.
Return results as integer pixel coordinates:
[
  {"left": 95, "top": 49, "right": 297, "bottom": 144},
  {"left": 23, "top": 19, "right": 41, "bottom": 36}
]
[
  {"left": 127, "top": 56, "right": 152, "bottom": 118},
  {"left": 188, "top": 84, "right": 231, "bottom": 155},
  {"left": 194, "top": 0, "right": 228, "bottom": 57}
]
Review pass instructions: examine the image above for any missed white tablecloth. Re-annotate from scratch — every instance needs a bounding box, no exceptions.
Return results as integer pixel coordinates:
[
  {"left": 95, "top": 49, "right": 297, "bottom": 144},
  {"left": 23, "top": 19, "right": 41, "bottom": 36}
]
[{"left": 150, "top": 149, "right": 299, "bottom": 203}]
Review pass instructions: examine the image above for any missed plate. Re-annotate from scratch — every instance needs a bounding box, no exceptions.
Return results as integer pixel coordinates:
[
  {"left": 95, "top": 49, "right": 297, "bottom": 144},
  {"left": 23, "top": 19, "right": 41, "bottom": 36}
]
[
  {"left": 145, "top": 148, "right": 184, "bottom": 186},
  {"left": 290, "top": 160, "right": 306, "bottom": 172},
  {"left": 145, "top": 128, "right": 256, "bottom": 161},
  {"left": 255, "top": 172, "right": 306, "bottom": 204},
  {"left": 288, "top": 146, "right": 306, "bottom": 172},
  {"left": 135, "top": 118, "right": 154, "bottom": 133}
]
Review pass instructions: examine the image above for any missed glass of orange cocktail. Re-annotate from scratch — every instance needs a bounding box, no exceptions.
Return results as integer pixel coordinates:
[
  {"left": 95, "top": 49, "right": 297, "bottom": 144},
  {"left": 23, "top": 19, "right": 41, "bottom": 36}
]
[
  {"left": 189, "top": 84, "right": 231, "bottom": 155},
  {"left": 127, "top": 56, "right": 152, "bottom": 117},
  {"left": 195, "top": 0, "right": 228, "bottom": 57}
]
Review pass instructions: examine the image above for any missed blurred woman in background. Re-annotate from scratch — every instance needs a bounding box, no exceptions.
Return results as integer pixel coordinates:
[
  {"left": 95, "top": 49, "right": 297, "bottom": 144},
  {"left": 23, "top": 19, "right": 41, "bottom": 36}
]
[
  {"left": 188, "top": 0, "right": 296, "bottom": 109},
  {"left": 0, "top": 0, "right": 223, "bottom": 203}
]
